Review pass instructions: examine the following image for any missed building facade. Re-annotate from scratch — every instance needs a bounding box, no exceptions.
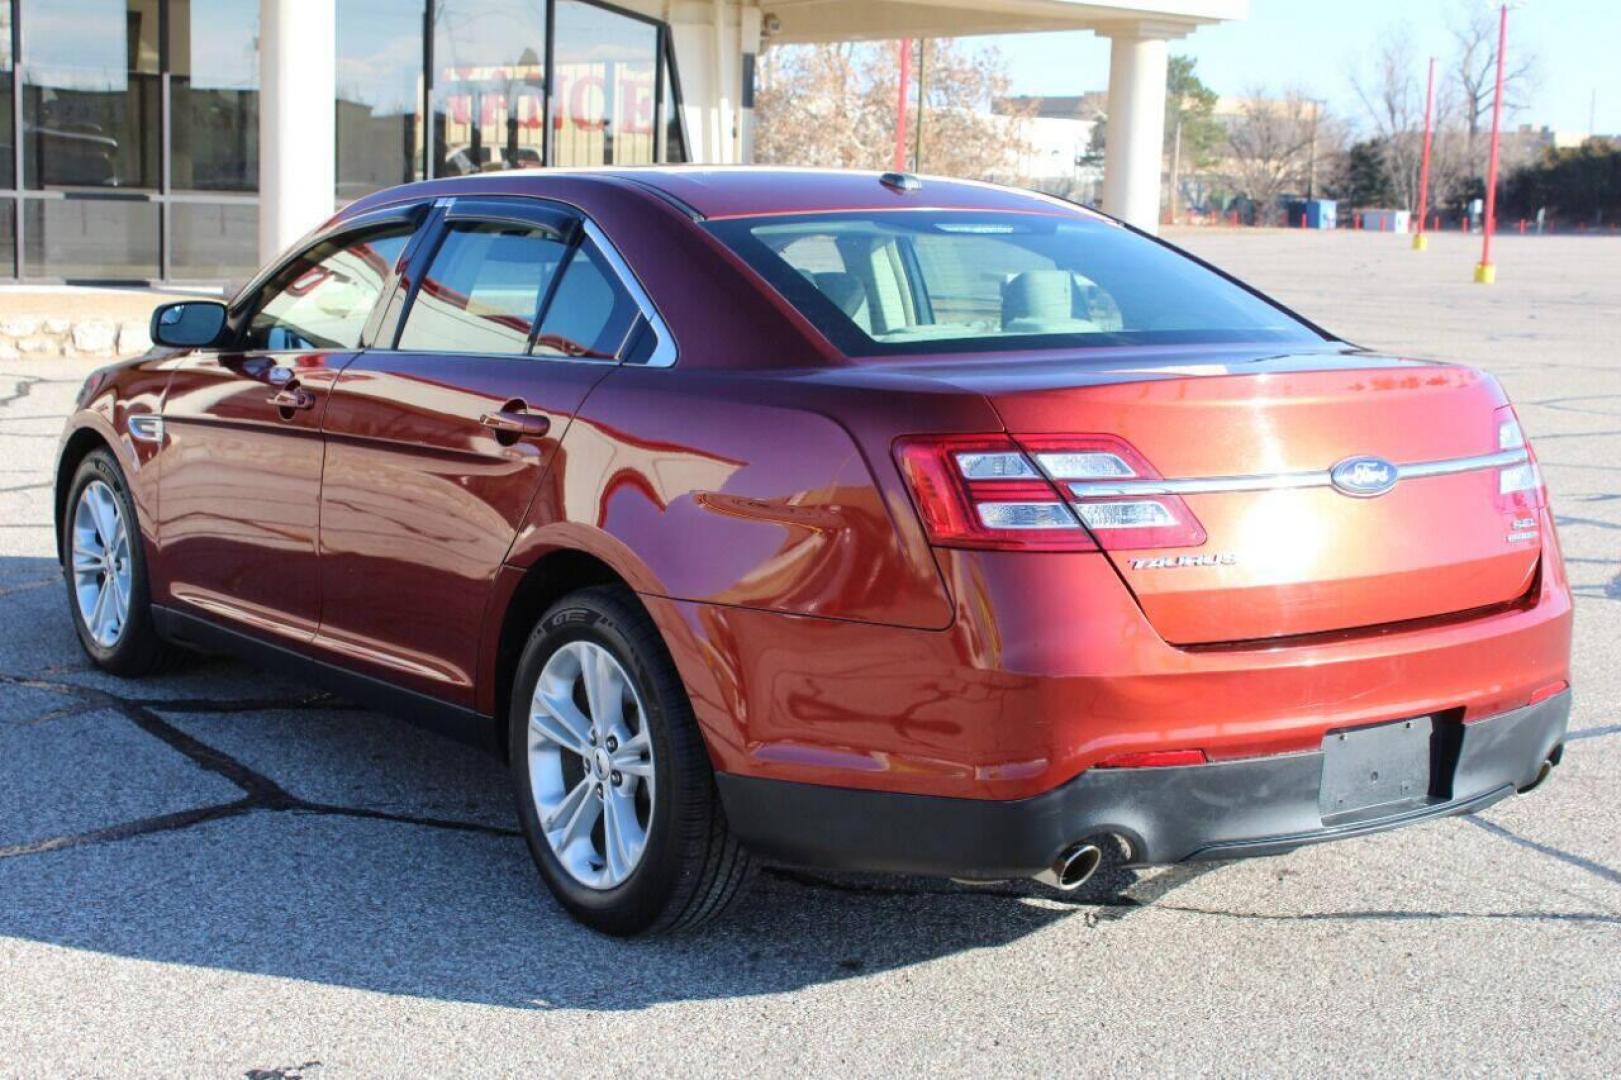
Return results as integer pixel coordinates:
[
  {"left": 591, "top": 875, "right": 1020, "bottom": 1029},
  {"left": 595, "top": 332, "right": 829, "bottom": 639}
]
[
  {"left": 0, "top": 0, "right": 1243, "bottom": 284},
  {"left": 0, "top": 0, "right": 689, "bottom": 283}
]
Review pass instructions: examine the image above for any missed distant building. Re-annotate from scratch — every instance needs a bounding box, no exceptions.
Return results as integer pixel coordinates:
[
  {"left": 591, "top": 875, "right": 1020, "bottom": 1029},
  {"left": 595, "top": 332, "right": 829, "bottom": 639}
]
[{"left": 995, "top": 94, "right": 1107, "bottom": 200}]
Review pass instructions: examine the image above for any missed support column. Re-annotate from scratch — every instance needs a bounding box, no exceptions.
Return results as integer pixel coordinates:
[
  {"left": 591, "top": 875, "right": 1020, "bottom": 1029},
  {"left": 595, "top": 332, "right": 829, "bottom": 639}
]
[
  {"left": 259, "top": 0, "right": 337, "bottom": 263},
  {"left": 1101, "top": 25, "right": 1174, "bottom": 233}
]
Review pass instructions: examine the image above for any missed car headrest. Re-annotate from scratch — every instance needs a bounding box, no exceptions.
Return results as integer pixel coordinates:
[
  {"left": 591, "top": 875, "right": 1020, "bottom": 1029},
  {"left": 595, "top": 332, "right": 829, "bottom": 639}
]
[
  {"left": 1001, "top": 270, "right": 1076, "bottom": 327},
  {"left": 813, "top": 272, "right": 870, "bottom": 324}
]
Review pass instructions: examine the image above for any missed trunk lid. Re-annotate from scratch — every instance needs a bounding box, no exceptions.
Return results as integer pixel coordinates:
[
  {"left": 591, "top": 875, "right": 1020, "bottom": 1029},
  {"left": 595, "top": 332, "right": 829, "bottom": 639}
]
[{"left": 965, "top": 349, "right": 1539, "bottom": 644}]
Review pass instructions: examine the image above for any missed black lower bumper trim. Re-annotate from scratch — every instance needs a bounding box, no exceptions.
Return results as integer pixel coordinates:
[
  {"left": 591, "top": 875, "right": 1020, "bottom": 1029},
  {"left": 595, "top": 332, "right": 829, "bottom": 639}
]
[{"left": 716, "top": 691, "right": 1571, "bottom": 879}]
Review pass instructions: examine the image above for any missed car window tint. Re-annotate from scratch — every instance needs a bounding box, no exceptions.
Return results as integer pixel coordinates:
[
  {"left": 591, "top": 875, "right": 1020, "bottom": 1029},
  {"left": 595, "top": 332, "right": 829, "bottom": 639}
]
[
  {"left": 398, "top": 222, "right": 569, "bottom": 354},
  {"left": 533, "top": 240, "right": 639, "bottom": 360},
  {"left": 243, "top": 226, "right": 413, "bottom": 351}
]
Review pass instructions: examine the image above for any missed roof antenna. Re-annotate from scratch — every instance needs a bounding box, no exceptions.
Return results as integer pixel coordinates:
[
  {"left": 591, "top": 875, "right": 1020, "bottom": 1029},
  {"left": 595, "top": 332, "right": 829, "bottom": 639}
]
[{"left": 880, "top": 172, "right": 922, "bottom": 193}]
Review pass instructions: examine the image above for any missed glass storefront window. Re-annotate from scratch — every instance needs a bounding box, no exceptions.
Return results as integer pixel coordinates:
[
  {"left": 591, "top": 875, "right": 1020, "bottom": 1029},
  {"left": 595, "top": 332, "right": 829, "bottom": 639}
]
[
  {"left": 0, "top": 2, "right": 14, "bottom": 189},
  {"left": 431, "top": 0, "right": 546, "bottom": 177},
  {"left": 337, "top": 0, "right": 426, "bottom": 199},
  {"left": 169, "top": 0, "right": 259, "bottom": 192},
  {"left": 0, "top": 201, "right": 14, "bottom": 277},
  {"left": 551, "top": 0, "right": 656, "bottom": 167},
  {"left": 169, "top": 199, "right": 257, "bottom": 280},
  {"left": 661, "top": 48, "right": 684, "bottom": 164},
  {"left": 24, "top": 196, "right": 158, "bottom": 278},
  {"left": 0, "top": 0, "right": 686, "bottom": 281},
  {"left": 22, "top": 0, "right": 161, "bottom": 189}
]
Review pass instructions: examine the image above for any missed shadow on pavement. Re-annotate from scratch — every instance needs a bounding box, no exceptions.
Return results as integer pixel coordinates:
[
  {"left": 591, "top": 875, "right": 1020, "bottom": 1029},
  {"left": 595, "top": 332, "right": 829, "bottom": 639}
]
[{"left": 1, "top": 554, "right": 1174, "bottom": 1011}]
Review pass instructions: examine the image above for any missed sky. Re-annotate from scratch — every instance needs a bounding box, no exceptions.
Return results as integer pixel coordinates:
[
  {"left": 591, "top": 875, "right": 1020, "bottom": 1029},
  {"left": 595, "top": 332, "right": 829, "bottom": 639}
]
[{"left": 967, "top": 0, "right": 1621, "bottom": 136}]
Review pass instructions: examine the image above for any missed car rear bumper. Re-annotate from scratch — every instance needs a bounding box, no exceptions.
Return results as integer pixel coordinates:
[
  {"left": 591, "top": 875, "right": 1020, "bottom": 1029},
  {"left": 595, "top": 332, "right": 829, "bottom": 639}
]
[{"left": 716, "top": 690, "right": 1570, "bottom": 879}]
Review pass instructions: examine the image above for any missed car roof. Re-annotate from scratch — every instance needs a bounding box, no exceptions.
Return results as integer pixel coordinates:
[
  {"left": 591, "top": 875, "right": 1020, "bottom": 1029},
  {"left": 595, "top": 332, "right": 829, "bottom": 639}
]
[
  {"left": 603, "top": 167, "right": 1087, "bottom": 221},
  {"left": 378, "top": 166, "right": 1091, "bottom": 223}
]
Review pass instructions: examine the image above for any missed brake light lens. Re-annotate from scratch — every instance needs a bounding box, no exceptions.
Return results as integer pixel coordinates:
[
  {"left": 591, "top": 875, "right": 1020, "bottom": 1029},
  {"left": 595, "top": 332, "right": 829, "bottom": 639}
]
[
  {"left": 1494, "top": 406, "right": 1547, "bottom": 513},
  {"left": 894, "top": 434, "right": 1207, "bottom": 552},
  {"left": 895, "top": 436, "right": 1094, "bottom": 551}
]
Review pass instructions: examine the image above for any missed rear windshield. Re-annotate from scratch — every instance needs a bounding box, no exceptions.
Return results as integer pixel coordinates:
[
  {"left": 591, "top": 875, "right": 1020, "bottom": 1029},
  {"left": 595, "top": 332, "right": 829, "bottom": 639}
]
[{"left": 707, "top": 210, "right": 1327, "bottom": 356}]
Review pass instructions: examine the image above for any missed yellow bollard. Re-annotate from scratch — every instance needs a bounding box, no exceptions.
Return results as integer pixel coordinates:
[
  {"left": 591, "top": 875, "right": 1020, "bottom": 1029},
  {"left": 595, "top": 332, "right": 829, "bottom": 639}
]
[
  {"left": 1412, "top": 234, "right": 1428, "bottom": 251},
  {"left": 1474, "top": 262, "right": 1496, "bottom": 284}
]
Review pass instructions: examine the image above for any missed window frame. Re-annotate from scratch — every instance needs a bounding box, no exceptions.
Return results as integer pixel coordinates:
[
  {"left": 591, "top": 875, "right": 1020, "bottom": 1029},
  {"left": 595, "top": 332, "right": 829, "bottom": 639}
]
[
  {"left": 378, "top": 194, "right": 676, "bottom": 367},
  {"left": 393, "top": 201, "right": 579, "bottom": 358}
]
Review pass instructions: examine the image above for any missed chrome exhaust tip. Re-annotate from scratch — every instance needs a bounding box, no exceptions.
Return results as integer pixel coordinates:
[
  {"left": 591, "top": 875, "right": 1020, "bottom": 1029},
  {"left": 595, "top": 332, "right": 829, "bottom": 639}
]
[
  {"left": 1034, "top": 842, "right": 1104, "bottom": 892},
  {"left": 1519, "top": 755, "right": 1557, "bottom": 794}
]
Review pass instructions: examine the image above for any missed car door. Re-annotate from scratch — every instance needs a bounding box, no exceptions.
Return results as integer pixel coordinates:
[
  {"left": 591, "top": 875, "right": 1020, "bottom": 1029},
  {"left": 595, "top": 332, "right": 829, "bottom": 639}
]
[
  {"left": 314, "top": 198, "right": 646, "bottom": 705},
  {"left": 157, "top": 209, "right": 424, "bottom": 642}
]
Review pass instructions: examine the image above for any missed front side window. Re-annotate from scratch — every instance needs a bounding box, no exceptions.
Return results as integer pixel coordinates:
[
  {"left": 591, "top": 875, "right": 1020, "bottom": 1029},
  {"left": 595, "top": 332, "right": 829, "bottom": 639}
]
[
  {"left": 397, "top": 221, "right": 569, "bottom": 354},
  {"left": 707, "top": 211, "right": 1326, "bottom": 357},
  {"left": 242, "top": 225, "right": 413, "bottom": 351}
]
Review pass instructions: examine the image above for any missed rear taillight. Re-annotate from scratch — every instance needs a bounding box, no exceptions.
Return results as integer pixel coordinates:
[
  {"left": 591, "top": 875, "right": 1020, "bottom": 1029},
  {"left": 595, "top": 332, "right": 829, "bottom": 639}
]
[
  {"left": 894, "top": 435, "right": 1094, "bottom": 551},
  {"left": 1021, "top": 435, "right": 1207, "bottom": 550},
  {"left": 893, "top": 434, "right": 1206, "bottom": 552},
  {"left": 1494, "top": 406, "right": 1547, "bottom": 514}
]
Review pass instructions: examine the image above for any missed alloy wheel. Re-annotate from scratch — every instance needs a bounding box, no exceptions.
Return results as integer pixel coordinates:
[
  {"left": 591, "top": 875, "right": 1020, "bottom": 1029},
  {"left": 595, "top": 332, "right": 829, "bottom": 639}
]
[
  {"left": 71, "top": 479, "right": 132, "bottom": 649},
  {"left": 527, "top": 640, "right": 656, "bottom": 889}
]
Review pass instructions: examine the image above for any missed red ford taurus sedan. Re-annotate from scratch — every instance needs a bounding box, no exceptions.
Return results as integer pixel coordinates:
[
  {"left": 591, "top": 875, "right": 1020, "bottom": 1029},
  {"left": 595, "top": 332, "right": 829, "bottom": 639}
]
[{"left": 56, "top": 168, "right": 1572, "bottom": 934}]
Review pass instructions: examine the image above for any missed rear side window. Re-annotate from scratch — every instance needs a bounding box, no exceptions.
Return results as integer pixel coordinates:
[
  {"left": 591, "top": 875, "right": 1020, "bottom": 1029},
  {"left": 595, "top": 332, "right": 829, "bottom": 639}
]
[
  {"left": 398, "top": 222, "right": 570, "bottom": 354},
  {"left": 533, "top": 241, "right": 639, "bottom": 359},
  {"left": 242, "top": 226, "right": 413, "bottom": 351},
  {"left": 707, "top": 211, "right": 1324, "bottom": 356}
]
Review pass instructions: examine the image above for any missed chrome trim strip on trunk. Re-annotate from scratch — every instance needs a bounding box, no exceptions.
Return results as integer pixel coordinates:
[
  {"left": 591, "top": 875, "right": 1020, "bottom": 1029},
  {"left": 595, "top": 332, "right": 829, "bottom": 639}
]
[{"left": 1066, "top": 448, "right": 1528, "bottom": 498}]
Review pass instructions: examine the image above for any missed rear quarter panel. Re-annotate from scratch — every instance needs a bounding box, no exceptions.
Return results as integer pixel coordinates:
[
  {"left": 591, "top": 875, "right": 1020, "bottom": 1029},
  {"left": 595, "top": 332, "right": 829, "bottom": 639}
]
[{"left": 508, "top": 364, "right": 997, "bottom": 630}]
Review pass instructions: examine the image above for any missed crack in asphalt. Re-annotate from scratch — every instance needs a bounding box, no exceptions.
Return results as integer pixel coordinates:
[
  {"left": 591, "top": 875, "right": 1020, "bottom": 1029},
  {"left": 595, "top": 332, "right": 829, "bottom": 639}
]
[
  {"left": 1555, "top": 513, "right": 1621, "bottom": 532},
  {"left": 1465, "top": 816, "right": 1621, "bottom": 889},
  {"left": 1152, "top": 904, "right": 1621, "bottom": 927},
  {"left": 0, "top": 673, "right": 523, "bottom": 863},
  {"left": 1567, "top": 723, "right": 1621, "bottom": 743},
  {"left": 0, "top": 576, "right": 58, "bottom": 599}
]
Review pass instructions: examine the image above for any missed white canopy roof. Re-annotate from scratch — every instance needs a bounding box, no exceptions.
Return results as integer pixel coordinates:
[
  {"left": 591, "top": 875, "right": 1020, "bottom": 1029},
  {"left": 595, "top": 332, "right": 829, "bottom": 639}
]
[{"left": 763, "top": 0, "right": 1248, "bottom": 44}]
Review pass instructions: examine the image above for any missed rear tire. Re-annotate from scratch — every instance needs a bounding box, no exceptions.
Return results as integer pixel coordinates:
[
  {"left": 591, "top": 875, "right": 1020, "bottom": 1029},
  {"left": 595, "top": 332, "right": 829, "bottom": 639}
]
[
  {"left": 509, "top": 585, "right": 756, "bottom": 935},
  {"left": 60, "top": 448, "right": 171, "bottom": 677}
]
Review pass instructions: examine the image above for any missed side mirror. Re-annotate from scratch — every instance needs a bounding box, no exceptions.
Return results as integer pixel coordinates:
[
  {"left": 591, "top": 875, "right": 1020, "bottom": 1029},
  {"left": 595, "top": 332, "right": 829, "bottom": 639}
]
[{"left": 150, "top": 300, "right": 228, "bottom": 348}]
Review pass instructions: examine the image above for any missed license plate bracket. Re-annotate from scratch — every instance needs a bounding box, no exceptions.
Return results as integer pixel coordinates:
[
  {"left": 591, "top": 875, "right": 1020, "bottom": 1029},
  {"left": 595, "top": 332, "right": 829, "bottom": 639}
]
[{"left": 1318, "top": 717, "right": 1434, "bottom": 823}]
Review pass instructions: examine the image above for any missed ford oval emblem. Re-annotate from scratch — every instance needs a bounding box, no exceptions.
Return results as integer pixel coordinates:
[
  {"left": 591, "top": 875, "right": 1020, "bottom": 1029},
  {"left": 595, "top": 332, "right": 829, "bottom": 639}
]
[{"left": 1330, "top": 455, "right": 1399, "bottom": 498}]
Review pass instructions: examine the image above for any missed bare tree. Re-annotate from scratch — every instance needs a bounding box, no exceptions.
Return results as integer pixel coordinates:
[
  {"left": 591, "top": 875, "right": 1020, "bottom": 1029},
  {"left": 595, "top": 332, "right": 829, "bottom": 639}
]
[
  {"left": 1351, "top": 29, "right": 1428, "bottom": 211},
  {"left": 753, "top": 40, "right": 1030, "bottom": 180},
  {"left": 1223, "top": 89, "right": 1320, "bottom": 222},
  {"left": 1451, "top": 1, "right": 1539, "bottom": 168}
]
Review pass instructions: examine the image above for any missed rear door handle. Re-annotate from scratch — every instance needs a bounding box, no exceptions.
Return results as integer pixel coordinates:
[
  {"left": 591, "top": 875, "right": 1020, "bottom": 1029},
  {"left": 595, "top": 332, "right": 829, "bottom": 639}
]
[
  {"left": 269, "top": 387, "right": 317, "bottom": 411},
  {"left": 479, "top": 410, "right": 551, "bottom": 438}
]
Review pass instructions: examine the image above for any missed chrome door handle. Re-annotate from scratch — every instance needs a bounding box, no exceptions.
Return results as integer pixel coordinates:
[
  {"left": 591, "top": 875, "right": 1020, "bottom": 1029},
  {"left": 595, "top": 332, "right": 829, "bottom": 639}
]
[
  {"left": 480, "top": 410, "right": 551, "bottom": 438},
  {"left": 268, "top": 387, "right": 317, "bottom": 410}
]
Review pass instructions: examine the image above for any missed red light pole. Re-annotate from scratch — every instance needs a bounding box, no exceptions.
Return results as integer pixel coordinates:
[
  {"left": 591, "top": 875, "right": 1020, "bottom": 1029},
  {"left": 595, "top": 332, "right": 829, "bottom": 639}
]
[
  {"left": 1413, "top": 57, "right": 1437, "bottom": 251},
  {"left": 1475, "top": 4, "right": 1510, "bottom": 283},
  {"left": 894, "top": 39, "right": 913, "bottom": 172}
]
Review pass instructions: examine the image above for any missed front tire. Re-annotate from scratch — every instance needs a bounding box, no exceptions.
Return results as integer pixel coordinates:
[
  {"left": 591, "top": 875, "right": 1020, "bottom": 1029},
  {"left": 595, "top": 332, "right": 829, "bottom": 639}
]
[
  {"left": 61, "top": 448, "right": 170, "bottom": 676},
  {"left": 509, "top": 586, "right": 755, "bottom": 935}
]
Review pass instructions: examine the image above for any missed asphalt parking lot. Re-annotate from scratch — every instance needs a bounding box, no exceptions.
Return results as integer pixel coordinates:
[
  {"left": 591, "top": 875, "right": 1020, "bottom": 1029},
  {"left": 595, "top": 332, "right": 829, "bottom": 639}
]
[{"left": 1, "top": 230, "right": 1617, "bottom": 1077}]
